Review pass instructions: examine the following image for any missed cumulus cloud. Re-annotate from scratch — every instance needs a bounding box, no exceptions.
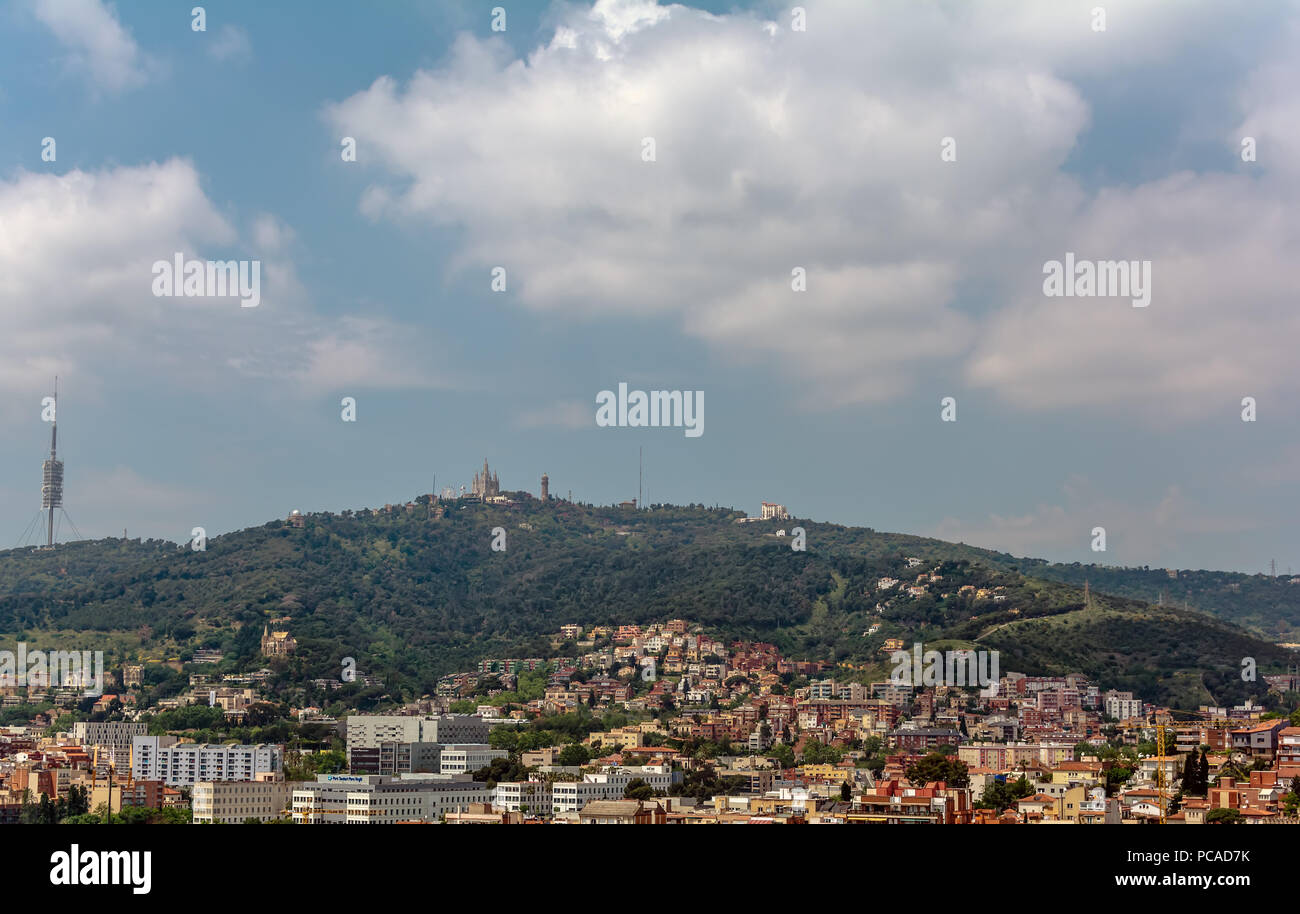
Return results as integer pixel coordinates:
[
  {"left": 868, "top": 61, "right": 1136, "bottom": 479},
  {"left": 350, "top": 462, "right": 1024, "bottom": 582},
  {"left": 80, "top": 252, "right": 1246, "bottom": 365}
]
[
  {"left": 324, "top": 0, "right": 1300, "bottom": 415},
  {"left": 32, "top": 0, "right": 153, "bottom": 92},
  {"left": 0, "top": 160, "right": 448, "bottom": 418}
]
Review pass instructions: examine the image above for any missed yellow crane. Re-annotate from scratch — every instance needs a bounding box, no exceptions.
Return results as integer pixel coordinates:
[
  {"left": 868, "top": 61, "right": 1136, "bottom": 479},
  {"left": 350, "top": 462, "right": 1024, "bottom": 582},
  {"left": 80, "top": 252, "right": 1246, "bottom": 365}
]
[{"left": 1156, "top": 722, "right": 1168, "bottom": 825}]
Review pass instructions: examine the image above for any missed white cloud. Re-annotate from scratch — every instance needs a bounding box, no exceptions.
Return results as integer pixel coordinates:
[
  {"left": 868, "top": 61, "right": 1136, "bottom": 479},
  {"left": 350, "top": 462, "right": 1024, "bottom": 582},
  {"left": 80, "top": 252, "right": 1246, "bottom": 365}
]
[
  {"left": 324, "top": 0, "right": 1300, "bottom": 415},
  {"left": 0, "top": 160, "right": 449, "bottom": 418},
  {"left": 208, "top": 24, "right": 252, "bottom": 63},
  {"left": 33, "top": 0, "right": 152, "bottom": 92}
]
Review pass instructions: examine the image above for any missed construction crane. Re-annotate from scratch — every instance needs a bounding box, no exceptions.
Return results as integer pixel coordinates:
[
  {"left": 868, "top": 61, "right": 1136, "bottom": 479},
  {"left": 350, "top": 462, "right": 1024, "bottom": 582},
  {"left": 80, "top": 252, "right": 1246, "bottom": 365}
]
[{"left": 1156, "top": 721, "right": 1168, "bottom": 825}]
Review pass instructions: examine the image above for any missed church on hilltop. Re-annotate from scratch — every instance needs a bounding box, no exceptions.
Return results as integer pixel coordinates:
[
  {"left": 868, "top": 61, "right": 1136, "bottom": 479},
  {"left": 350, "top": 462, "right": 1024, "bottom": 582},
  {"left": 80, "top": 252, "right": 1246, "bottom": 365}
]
[
  {"left": 472, "top": 459, "right": 500, "bottom": 499},
  {"left": 261, "top": 625, "right": 297, "bottom": 657}
]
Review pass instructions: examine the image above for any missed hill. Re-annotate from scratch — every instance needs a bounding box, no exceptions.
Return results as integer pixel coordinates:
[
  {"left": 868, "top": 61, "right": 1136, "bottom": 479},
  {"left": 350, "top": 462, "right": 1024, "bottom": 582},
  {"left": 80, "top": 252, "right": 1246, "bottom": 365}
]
[
  {"left": 1012, "top": 560, "right": 1300, "bottom": 643},
  {"left": 0, "top": 498, "right": 1294, "bottom": 710}
]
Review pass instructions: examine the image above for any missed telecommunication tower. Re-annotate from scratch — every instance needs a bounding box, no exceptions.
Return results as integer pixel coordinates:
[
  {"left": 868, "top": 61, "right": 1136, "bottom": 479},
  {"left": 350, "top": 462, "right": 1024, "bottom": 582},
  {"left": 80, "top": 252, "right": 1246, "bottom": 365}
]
[{"left": 40, "top": 379, "right": 64, "bottom": 549}]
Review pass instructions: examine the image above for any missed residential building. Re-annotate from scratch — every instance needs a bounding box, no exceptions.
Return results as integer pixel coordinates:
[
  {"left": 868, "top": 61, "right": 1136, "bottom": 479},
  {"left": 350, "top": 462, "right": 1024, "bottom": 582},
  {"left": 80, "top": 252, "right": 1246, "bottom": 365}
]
[
  {"left": 73, "top": 721, "right": 147, "bottom": 748},
  {"left": 291, "top": 774, "right": 492, "bottom": 824},
  {"left": 193, "top": 780, "right": 294, "bottom": 824},
  {"left": 577, "top": 799, "right": 667, "bottom": 824},
  {"left": 438, "top": 744, "right": 507, "bottom": 776},
  {"left": 131, "top": 737, "right": 282, "bottom": 786}
]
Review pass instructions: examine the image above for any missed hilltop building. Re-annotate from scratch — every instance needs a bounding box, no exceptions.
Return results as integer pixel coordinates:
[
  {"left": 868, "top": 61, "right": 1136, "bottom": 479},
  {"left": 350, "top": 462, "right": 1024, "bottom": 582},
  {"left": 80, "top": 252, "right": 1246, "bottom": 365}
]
[
  {"left": 261, "top": 626, "right": 297, "bottom": 657},
  {"left": 472, "top": 459, "right": 501, "bottom": 499}
]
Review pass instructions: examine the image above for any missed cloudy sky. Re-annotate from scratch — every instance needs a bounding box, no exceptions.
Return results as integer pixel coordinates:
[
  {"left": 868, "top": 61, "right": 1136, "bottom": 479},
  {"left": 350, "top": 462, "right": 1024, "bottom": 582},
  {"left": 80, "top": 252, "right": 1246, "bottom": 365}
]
[{"left": 1, "top": 0, "right": 1297, "bottom": 572}]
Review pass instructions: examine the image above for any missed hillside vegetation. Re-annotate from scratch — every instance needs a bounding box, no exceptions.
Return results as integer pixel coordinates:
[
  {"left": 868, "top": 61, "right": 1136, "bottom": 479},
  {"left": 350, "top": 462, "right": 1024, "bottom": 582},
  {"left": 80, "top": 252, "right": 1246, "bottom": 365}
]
[{"left": 0, "top": 499, "right": 1293, "bottom": 710}]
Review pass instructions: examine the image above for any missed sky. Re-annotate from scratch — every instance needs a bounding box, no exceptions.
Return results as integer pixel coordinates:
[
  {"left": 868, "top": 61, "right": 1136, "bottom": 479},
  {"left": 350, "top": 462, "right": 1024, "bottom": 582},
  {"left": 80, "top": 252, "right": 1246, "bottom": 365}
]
[{"left": 0, "top": 0, "right": 1297, "bottom": 573}]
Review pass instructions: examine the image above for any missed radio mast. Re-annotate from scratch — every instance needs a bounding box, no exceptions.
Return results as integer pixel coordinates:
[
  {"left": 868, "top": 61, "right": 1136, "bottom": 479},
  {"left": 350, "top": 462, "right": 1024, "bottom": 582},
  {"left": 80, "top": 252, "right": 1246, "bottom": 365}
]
[{"left": 41, "top": 378, "right": 64, "bottom": 549}]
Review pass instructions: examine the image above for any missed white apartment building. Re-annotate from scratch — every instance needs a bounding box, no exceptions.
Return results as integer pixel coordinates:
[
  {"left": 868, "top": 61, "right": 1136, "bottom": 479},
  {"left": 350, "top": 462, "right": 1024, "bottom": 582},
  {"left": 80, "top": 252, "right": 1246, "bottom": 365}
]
[
  {"left": 132, "top": 736, "right": 282, "bottom": 786},
  {"left": 550, "top": 766, "right": 677, "bottom": 814},
  {"left": 492, "top": 780, "right": 553, "bottom": 813},
  {"left": 1105, "top": 697, "right": 1144, "bottom": 721},
  {"left": 438, "top": 744, "right": 508, "bottom": 776},
  {"left": 291, "top": 774, "right": 492, "bottom": 824},
  {"left": 193, "top": 780, "right": 294, "bottom": 824}
]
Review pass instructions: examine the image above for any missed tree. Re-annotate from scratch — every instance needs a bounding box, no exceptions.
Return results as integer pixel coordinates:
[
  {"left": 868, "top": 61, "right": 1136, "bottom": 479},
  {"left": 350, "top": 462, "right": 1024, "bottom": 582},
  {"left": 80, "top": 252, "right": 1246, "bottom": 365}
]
[
  {"left": 1205, "top": 807, "right": 1243, "bottom": 825},
  {"left": 768, "top": 743, "right": 795, "bottom": 770},
  {"left": 974, "top": 776, "right": 1034, "bottom": 812},
  {"left": 625, "top": 778, "right": 656, "bottom": 800},
  {"left": 63, "top": 784, "right": 90, "bottom": 818},
  {"left": 669, "top": 764, "right": 745, "bottom": 801},
  {"left": 557, "top": 743, "right": 591, "bottom": 767},
  {"left": 905, "top": 752, "right": 969, "bottom": 789},
  {"left": 17, "top": 790, "right": 39, "bottom": 825},
  {"left": 802, "top": 739, "right": 843, "bottom": 765},
  {"left": 472, "top": 756, "right": 530, "bottom": 788},
  {"left": 840, "top": 781, "right": 852, "bottom": 801}
]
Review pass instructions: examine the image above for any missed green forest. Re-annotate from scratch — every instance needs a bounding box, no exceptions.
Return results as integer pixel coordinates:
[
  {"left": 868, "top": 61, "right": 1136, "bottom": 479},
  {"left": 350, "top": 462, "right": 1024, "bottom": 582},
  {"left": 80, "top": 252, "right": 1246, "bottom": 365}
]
[{"left": 0, "top": 498, "right": 1294, "bottom": 710}]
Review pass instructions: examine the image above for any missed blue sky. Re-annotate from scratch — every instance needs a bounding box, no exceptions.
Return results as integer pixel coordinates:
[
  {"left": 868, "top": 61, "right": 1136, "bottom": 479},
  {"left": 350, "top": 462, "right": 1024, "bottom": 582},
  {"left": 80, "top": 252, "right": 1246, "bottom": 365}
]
[{"left": 1, "top": 0, "right": 1298, "bottom": 573}]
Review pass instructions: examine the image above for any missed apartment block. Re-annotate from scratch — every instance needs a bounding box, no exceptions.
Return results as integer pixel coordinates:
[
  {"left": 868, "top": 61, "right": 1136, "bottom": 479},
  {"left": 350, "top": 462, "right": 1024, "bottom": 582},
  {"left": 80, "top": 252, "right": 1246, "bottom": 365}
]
[
  {"left": 345, "top": 714, "right": 490, "bottom": 770},
  {"left": 132, "top": 736, "right": 282, "bottom": 786},
  {"left": 291, "top": 774, "right": 492, "bottom": 824},
  {"left": 550, "top": 766, "right": 677, "bottom": 815},
  {"left": 73, "top": 720, "right": 148, "bottom": 748},
  {"left": 193, "top": 780, "right": 294, "bottom": 824}
]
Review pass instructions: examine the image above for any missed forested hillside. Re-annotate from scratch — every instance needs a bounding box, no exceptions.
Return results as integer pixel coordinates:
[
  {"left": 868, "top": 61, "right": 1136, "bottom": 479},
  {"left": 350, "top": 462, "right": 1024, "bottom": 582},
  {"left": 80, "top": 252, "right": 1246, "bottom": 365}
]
[{"left": 0, "top": 499, "right": 1293, "bottom": 709}]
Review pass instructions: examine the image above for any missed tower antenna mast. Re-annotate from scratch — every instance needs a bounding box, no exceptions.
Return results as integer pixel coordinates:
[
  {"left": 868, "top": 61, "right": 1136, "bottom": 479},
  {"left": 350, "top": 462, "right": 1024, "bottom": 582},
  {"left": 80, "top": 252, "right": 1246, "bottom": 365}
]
[{"left": 41, "top": 377, "right": 64, "bottom": 549}]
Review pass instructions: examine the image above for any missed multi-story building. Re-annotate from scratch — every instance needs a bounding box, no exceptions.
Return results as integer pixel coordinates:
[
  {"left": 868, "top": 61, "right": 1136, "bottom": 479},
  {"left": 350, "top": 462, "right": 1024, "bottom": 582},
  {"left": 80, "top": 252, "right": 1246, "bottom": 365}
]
[
  {"left": 291, "top": 774, "right": 492, "bottom": 824},
  {"left": 1104, "top": 692, "right": 1143, "bottom": 721},
  {"left": 846, "top": 779, "right": 971, "bottom": 825},
  {"left": 492, "top": 780, "right": 553, "bottom": 814},
  {"left": 88, "top": 779, "right": 177, "bottom": 814},
  {"left": 1277, "top": 726, "right": 1300, "bottom": 767},
  {"left": 73, "top": 720, "right": 147, "bottom": 748},
  {"left": 1231, "top": 719, "right": 1290, "bottom": 759},
  {"left": 349, "top": 741, "right": 443, "bottom": 776},
  {"left": 438, "top": 744, "right": 508, "bottom": 776},
  {"left": 957, "top": 742, "right": 1077, "bottom": 769},
  {"left": 550, "top": 766, "right": 677, "bottom": 815},
  {"left": 346, "top": 714, "right": 489, "bottom": 751},
  {"left": 808, "top": 680, "right": 836, "bottom": 700},
  {"left": 192, "top": 780, "right": 294, "bottom": 824},
  {"left": 888, "top": 727, "right": 963, "bottom": 752},
  {"left": 345, "top": 713, "right": 491, "bottom": 771},
  {"left": 131, "top": 737, "right": 282, "bottom": 786}
]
